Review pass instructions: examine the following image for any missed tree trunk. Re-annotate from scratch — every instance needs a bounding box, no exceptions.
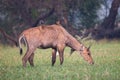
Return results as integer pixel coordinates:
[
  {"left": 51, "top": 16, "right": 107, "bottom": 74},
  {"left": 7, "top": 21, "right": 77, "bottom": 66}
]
[
  {"left": 101, "top": 0, "right": 120, "bottom": 30},
  {"left": 95, "top": 0, "right": 120, "bottom": 39}
]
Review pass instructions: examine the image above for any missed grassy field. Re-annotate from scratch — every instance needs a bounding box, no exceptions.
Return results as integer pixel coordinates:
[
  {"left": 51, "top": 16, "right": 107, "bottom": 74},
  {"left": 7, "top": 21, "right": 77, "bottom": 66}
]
[{"left": 0, "top": 40, "right": 120, "bottom": 80}]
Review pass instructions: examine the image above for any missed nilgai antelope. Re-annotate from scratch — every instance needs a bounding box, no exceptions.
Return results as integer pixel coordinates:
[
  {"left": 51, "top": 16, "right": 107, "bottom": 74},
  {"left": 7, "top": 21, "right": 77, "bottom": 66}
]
[{"left": 18, "top": 24, "right": 94, "bottom": 67}]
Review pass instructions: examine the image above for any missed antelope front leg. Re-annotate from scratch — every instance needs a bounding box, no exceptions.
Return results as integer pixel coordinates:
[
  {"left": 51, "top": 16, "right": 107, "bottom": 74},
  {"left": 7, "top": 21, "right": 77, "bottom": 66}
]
[
  {"left": 58, "top": 45, "right": 65, "bottom": 65},
  {"left": 59, "top": 52, "right": 64, "bottom": 65},
  {"left": 52, "top": 49, "right": 57, "bottom": 66}
]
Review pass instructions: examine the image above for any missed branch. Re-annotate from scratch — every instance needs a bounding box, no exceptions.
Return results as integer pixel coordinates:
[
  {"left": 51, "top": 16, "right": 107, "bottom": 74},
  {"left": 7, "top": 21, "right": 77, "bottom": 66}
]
[
  {"left": 32, "top": 7, "right": 55, "bottom": 27},
  {"left": 0, "top": 28, "right": 18, "bottom": 46}
]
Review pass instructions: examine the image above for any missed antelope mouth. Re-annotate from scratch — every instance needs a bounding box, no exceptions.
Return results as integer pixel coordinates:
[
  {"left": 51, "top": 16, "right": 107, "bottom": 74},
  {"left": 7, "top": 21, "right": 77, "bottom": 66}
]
[{"left": 89, "top": 61, "right": 94, "bottom": 65}]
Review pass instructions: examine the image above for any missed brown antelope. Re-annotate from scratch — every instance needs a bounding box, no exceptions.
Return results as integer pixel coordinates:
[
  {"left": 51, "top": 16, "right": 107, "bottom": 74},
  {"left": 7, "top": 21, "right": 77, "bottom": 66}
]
[{"left": 18, "top": 24, "right": 94, "bottom": 67}]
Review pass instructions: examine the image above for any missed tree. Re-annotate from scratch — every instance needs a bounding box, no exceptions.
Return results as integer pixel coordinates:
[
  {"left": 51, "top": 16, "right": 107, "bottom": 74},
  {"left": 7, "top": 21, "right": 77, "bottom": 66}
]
[
  {"left": 0, "top": 0, "right": 112, "bottom": 45},
  {"left": 97, "top": 0, "right": 120, "bottom": 38},
  {"left": 101, "top": 0, "right": 120, "bottom": 29},
  {"left": 65, "top": 0, "right": 101, "bottom": 28},
  {"left": 80, "top": 0, "right": 120, "bottom": 39}
]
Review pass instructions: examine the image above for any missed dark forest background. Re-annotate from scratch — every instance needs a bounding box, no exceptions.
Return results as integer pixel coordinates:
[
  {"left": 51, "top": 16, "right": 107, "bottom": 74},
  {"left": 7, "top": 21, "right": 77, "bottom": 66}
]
[{"left": 0, "top": 0, "right": 120, "bottom": 45}]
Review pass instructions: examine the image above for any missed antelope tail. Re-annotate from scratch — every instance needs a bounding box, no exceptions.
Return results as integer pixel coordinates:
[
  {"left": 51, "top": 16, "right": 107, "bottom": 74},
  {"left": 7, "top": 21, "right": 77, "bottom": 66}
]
[{"left": 18, "top": 34, "right": 27, "bottom": 55}]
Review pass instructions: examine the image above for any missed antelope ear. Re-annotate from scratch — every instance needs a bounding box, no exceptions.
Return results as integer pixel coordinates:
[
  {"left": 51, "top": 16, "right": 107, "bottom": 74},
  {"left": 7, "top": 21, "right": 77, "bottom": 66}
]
[{"left": 70, "top": 49, "right": 75, "bottom": 56}]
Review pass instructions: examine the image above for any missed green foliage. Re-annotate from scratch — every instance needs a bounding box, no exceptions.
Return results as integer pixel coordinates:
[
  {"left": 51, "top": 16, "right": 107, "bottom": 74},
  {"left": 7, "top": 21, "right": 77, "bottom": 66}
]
[
  {"left": 0, "top": 0, "right": 102, "bottom": 28},
  {"left": 67, "top": 0, "right": 101, "bottom": 28},
  {"left": 79, "top": 0, "right": 100, "bottom": 28},
  {"left": 0, "top": 40, "right": 120, "bottom": 80}
]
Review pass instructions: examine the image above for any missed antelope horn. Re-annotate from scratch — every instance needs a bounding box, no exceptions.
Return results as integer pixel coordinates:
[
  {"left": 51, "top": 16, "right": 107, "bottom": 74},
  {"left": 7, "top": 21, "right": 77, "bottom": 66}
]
[{"left": 88, "top": 44, "right": 92, "bottom": 50}]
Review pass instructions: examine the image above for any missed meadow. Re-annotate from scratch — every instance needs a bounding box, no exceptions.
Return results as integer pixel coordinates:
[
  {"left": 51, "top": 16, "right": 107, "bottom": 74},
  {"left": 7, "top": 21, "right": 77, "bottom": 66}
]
[{"left": 0, "top": 40, "right": 120, "bottom": 80}]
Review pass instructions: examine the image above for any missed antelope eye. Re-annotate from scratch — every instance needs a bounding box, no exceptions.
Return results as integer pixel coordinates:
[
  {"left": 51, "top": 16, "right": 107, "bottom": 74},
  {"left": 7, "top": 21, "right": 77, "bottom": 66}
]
[{"left": 87, "top": 52, "right": 90, "bottom": 55}]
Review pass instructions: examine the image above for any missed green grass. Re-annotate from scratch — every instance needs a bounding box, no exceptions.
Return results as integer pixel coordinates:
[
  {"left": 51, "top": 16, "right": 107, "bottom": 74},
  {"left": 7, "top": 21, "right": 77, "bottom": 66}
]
[{"left": 0, "top": 40, "right": 120, "bottom": 80}]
